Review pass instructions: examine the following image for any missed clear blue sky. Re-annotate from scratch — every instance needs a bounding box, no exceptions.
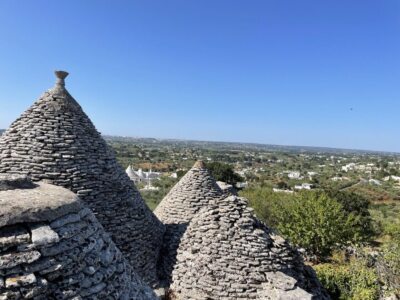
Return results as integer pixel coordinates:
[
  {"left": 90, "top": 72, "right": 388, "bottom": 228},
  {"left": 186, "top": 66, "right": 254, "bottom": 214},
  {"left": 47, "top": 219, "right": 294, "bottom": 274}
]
[{"left": 0, "top": 1, "right": 399, "bottom": 152}]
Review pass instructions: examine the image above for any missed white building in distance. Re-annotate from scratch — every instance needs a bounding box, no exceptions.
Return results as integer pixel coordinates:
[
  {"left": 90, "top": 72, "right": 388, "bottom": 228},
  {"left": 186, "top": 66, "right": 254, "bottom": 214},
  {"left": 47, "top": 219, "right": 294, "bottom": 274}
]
[
  {"left": 294, "top": 183, "right": 314, "bottom": 190},
  {"left": 126, "top": 165, "right": 161, "bottom": 184},
  {"left": 273, "top": 188, "right": 294, "bottom": 194},
  {"left": 287, "top": 171, "right": 303, "bottom": 180}
]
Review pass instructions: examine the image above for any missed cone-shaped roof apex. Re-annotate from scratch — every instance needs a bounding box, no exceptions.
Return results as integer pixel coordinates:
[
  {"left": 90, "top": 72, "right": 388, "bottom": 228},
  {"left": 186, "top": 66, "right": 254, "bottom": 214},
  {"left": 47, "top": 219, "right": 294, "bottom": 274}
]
[
  {"left": 193, "top": 160, "right": 206, "bottom": 169},
  {"left": 55, "top": 70, "right": 69, "bottom": 86},
  {"left": 154, "top": 160, "right": 222, "bottom": 224}
]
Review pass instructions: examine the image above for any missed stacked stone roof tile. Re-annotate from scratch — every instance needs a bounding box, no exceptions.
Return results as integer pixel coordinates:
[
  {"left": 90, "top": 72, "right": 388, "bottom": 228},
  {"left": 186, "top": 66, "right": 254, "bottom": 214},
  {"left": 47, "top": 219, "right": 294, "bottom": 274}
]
[
  {"left": 0, "top": 71, "right": 164, "bottom": 285},
  {"left": 154, "top": 161, "right": 224, "bottom": 284},
  {"left": 169, "top": 195, "right": 329, "bottom": 300},
  {"left": 0, "top": 174, "right": 157, "bottom": 299}
]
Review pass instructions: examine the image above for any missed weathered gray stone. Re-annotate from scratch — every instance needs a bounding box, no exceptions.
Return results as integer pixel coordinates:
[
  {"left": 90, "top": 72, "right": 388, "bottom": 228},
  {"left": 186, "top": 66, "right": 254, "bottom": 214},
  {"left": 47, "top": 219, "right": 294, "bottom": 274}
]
[
  {"left": 0, "top": 251, "right": 41, "bottom": 270},
  {"left": 216, "top": 180, "right": 238, "bottom": 196},
  {"left": 5, "top": 273, "right": 36, "bottom": 288},
  {"left": 49, "top": 213, "right": 80, "bottom": 229},
  {"left": 29, "top": 223, "right": 59, "bottom": 246},
  {"left": 19, "top": 278, "right": 48, "bottom": 298},
  {"left": 265, "top": 271, "right": 298, "bottom": 291},
  {"left": 0, "top": 182, "right": 82, "bottom": 227},
  {"left": 0, "top": 290, "right": 21, "bottom": 300},
  {"left": 0, "top": 225, "right": 30, "bottom": 249},
  {"left": 0, "top": 174, "right": 35, "bottom": 191},
  {"left": 260, "top": 285, "right": 314, "bottom": 300}
]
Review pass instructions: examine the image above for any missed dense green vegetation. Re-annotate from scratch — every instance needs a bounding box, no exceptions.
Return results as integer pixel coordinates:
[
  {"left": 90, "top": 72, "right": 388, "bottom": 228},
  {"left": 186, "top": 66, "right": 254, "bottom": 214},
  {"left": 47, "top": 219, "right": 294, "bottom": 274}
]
[
  {"left": 315, "top": 256, "right": 379, "bottom": 300},
  {"left": 274, "top": 193, "right": 358, "bottom": 259},
  {"left": 323, "top": 189, "right": 374, "bottom": 243},
  {"left": 139, "top": 176, "right": 178, "bottom": 210},
  {"left": 241, "top": 188, "right": 369, "bottom": 259},
  {"left": 205, "top": 161, "right": 243, "bottom": 185},
  {"left": 371, "top": 204, "right": 400, "bottom": 294},
  {"left": 241, "top": 185, "right": 400, "bottom": 299}
]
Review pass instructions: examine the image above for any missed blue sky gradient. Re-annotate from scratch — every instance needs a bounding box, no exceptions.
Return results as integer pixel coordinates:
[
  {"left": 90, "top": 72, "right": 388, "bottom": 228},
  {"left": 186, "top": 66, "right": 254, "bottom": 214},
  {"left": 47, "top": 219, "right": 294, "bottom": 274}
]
[{"left": 0, "top": 1, "right": 399, "bottom": 151}]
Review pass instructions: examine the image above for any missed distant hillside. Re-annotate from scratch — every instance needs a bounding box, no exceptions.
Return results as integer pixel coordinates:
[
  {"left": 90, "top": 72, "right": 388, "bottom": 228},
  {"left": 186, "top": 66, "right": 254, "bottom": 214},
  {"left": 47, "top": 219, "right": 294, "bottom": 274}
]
[
  {"left": 0, "top": 129, "right": 4, "bottom": 135},
  {"left": 103, "top": 135, "right": 399, "bottom": 156}
]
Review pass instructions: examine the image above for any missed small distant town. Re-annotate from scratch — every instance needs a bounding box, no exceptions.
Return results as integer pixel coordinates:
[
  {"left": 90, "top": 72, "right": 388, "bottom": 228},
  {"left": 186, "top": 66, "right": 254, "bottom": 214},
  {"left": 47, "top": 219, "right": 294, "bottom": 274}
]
[{"left": 106, "top": 135, "right": 400, "bottom": 204}]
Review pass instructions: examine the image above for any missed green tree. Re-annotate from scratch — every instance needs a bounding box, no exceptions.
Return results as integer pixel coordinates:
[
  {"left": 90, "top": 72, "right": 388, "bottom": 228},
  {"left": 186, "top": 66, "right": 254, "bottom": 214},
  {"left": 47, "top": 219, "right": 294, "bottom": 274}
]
[
  {"left": 276, "top": 181, "right": 289, "bottom": 189},
  {"left": 206, "top": 162, "right": 243, "bottom": 185},
  {"left": 240, "top": 187, "right": 289, "bottom": 226},
  {"left": 176, "top": 170, "right": 187, "bottom": 179},
  {"left": 323, "top": 189, "right": 374, "bottom": 242},
  {"left": 241, "top": 188, "right": 363, "bottom": 259},
  {"left": 378, "top": 223, "right": 400, "bottom": 293},
  {"left": 272, "top": 192, "right": 357, "bottom": 259},
  {"left": 315, "top": 258, "right": 379, "bottom": 300}
]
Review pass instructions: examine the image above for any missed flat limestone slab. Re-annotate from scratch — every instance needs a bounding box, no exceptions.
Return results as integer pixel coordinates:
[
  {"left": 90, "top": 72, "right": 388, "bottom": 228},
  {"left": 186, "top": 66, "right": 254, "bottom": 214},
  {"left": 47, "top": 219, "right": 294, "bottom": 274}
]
[{"left": 0, "top": 182, "right": 82, "bottom": 227}]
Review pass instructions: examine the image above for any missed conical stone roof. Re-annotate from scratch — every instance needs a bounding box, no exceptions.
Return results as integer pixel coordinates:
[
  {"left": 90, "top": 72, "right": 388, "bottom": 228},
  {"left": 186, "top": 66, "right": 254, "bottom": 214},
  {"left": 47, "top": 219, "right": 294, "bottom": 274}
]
[
  {"left": 0, "top": 174, "right": 157, "bottom": 299},
  {"left": 154, "top": 160, "right": 223, "bottom": 224},
  {"left": 0, "top": 71, "right": 164, "bottom": 285},
  {"left": 169, "top": 195, "right": 329, "bottom": 300},
  {"left": 154, "top": 161, "right": 223, "bottom": 284}
]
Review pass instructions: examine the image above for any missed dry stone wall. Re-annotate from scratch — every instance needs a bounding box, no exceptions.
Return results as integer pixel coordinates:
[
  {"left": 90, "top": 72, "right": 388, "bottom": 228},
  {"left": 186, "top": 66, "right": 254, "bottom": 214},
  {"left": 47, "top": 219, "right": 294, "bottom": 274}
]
[
  {"left": 154, "top": 161, "right": 223, "bottom": 284},
  {"left": 0, "top": 175, "right": 157, "bottom": 299},
  {"left": 169, "top": 195, "right": 329, "bottom": 300},
  {"left": 0, "top": 72, "right": 164, "bottom": 285}
]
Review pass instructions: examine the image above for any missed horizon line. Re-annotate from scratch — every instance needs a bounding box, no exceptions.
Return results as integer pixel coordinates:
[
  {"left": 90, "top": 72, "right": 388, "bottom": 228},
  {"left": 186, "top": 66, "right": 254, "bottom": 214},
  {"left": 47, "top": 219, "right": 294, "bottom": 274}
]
[{"left": 102, "top": 133, "right": 400, "bottom": 155}]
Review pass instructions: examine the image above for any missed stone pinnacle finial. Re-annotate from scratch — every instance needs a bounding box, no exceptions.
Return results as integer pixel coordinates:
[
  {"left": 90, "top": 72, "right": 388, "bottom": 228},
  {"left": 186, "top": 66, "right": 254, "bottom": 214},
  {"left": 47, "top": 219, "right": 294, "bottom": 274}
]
[
  {"left": 193, "top": 160, "right": 206, "bottom": 169},
  {"left": 54, "top": 70, "right": 69, "bottom": 87}
]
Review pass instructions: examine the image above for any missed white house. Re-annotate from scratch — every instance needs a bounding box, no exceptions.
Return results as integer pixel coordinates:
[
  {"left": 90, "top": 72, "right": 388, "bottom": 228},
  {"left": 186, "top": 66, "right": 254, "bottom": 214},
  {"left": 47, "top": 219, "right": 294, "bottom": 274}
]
[
  {"left": 331, "top": 176, "right": 350, "bottom": 182},
  {"left": 125, "top": 165, "right": 161, "bottom": 184},
  {"left": 342, "top": 163, "right": 356, "bottom": 172},
  {"left": 288, "top": 171, "right": 303, "bottom": 180},
  {"left": 294, "top": 183, "right": 313, "bottom": 190},
  {"left": 236, "top": 182, "right": 248, "bottom": 189},
  {"left": 273, "top": 188, "right": 294, "bottom": 194},
  {"left": 369, "top": 179, "right": 381, "bottom": 186},
  {"left": 384, "top": 175, "right": 400, "bottom": 182},
  {"left": 140, "top": 184, "right": 159, "bottom": 191}
]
